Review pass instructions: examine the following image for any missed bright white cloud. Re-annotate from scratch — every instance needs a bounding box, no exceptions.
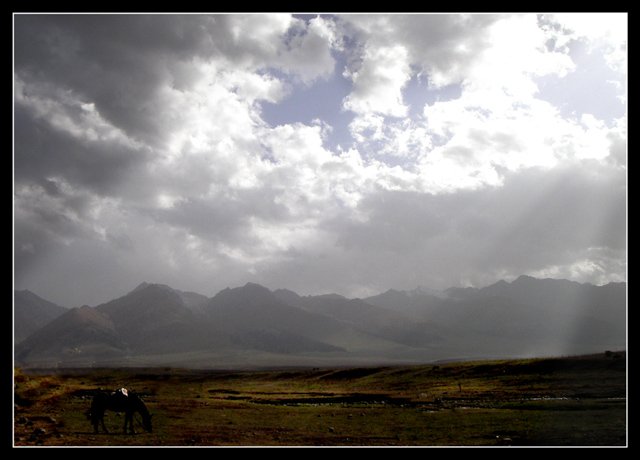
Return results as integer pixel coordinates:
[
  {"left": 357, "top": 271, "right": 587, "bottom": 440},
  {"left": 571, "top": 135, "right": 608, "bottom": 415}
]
[
  {"left": 277, "top": 15, "right": 341, "bottom": 84},
  {"left": 343, "top": 44, "right": 411, "bottom": 117}
]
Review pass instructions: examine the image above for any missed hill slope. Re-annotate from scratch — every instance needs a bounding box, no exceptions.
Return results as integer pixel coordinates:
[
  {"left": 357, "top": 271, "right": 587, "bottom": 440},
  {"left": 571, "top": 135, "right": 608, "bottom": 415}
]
[
  {"left": 14, "top": 290, "right": 68, "bottom": 344},
  {"left": 15, "top": 305, "right": 124, "bottom": 364}
]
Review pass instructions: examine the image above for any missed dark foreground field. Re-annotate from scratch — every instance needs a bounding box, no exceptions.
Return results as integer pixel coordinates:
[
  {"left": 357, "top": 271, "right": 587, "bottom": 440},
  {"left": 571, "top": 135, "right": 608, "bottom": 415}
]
[{"left": 14, "top": 352, "right": 626, "bottom": 447}]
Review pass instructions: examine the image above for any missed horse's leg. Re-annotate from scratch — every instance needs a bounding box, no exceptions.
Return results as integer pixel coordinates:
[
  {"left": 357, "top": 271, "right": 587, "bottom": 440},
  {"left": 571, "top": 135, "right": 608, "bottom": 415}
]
[
  {"left": 129, "top": 411, "right": 136, "bottom": 434},
  {"left": 91, "top": 411, "right": 107, "bottom": 433},
  {"left": 102, "top": 415, "right": 109, "bottom": 434},
  {"left": 89, "top": 408, "right": 100, "bottom": 433},
  {"left": 123, "top": 411, "right": 135, "bottom": 434}
]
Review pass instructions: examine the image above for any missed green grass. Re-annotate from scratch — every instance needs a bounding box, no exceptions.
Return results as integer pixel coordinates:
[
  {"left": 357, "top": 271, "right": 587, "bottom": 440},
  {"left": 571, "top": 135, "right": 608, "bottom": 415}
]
[{"left": 14, "top": 352, "right": 626, "bottom": 446}]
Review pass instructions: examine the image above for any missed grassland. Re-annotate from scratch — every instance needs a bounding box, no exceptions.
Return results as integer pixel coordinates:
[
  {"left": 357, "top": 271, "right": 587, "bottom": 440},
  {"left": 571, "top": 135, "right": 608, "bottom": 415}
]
[{"left": 13, "top": 352, "right": 626, "bottom": 447}]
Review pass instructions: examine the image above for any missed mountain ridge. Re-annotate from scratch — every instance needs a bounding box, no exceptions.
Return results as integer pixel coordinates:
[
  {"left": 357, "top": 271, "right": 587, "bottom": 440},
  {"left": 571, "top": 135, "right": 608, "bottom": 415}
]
[{"left": 14, "top": 276, "right": 626, "bottom": 369}]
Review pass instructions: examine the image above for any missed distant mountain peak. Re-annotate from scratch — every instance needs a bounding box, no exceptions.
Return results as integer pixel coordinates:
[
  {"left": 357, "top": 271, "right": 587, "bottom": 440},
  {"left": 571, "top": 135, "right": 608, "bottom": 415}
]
[
  {"left": 512, "top": 275, "right": 537, "bottom": 285},
  {"left": 209, "top": 282, "right": 277, "bottom": 308},
  {"left": 404, "top": 286, "right": 449, "bottom": 299},
  {"left": 492, "top": 279, "right": 510, "bottom": 287},
  {"left": 274, "top": 288, "right": 300, "bottom": 296},
  {"left": 129, "top": 282, "right": 176, "bottom": 294},
  {"left": 243, "top": 282, "right": 270, "bottom": 290},
  {"left": 131, "top": 282, "right": 151, "bottom": 292},
  {"left": 231, "top": 282, "right": 273, "bottom": 297}
]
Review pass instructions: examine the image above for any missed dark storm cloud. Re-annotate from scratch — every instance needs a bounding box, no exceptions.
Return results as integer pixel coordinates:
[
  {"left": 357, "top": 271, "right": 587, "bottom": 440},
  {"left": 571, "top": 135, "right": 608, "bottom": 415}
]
[
  {"left": 15, "top": 15, "right": 205, "bottom": 150},
  {"left": 14, "top": 102, "right": 150, "bottom": 196},
  {"left": 14, "top": 14, "right": 294, "bottom": 149}
]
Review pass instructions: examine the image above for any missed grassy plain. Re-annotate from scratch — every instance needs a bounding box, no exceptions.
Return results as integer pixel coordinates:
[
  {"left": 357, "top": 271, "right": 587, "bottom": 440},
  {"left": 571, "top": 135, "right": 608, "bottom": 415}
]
[{"left": 13, "top": 352, "right": 626, "bottom": 447}]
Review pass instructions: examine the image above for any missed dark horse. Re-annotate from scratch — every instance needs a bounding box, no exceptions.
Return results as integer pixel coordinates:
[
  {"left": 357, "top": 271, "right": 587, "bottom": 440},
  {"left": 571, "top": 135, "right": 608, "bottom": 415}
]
[{"left": 86, "top": 389, "right": 153, "bottom": 434}]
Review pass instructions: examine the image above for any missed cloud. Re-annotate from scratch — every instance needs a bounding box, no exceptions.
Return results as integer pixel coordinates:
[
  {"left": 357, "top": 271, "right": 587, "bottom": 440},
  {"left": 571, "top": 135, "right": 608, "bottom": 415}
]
[
  {"left": 13, "top": 13, "right": 626, "bottom": 307},
  {"left": 343, "top": 44, "right": 411, "bottom": 117}
]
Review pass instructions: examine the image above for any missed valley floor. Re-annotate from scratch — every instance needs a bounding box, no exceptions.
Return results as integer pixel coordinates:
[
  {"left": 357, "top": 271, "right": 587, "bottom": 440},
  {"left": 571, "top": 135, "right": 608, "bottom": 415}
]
[{"left": 13, "top": 352, "right": 627, "bottom": 447}]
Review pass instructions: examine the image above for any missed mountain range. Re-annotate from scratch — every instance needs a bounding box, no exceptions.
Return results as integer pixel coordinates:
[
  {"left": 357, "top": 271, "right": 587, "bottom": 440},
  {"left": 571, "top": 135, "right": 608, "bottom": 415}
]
[{"left": 14, "top": 276, "right": 627, "bottom": 369}]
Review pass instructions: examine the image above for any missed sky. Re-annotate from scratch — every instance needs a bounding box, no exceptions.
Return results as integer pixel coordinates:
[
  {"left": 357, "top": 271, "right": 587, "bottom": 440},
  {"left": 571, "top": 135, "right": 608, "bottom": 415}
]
[{"left": 13, "top": 13, "right": 627, "bottom": 308}]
